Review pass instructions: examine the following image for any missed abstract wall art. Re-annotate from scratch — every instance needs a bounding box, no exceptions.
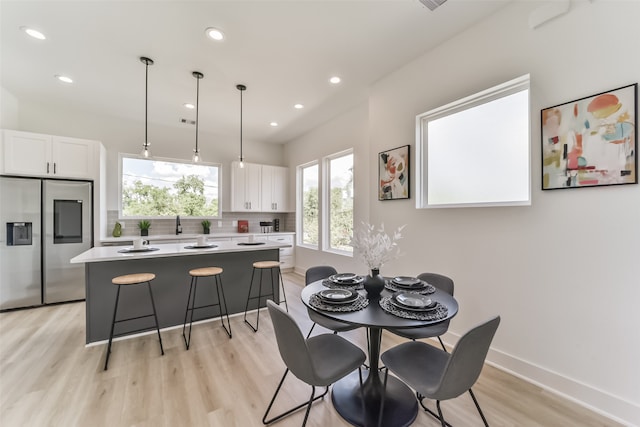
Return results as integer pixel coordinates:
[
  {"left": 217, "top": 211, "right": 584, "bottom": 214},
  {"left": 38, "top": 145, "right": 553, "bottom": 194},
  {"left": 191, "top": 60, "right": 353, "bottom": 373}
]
[
  {"left": 379, "top": 145, "right": 409, "bottom": 200},
  {"left": 541, "top": 83, "right": 637, "bottom": 190}
]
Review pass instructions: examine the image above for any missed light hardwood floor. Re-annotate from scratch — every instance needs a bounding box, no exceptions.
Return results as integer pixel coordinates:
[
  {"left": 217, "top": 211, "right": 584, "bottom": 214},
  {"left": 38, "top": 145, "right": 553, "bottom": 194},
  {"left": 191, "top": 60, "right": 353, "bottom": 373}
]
[{"left": 0, "top": 273, "right": 619, "bottom": 427}]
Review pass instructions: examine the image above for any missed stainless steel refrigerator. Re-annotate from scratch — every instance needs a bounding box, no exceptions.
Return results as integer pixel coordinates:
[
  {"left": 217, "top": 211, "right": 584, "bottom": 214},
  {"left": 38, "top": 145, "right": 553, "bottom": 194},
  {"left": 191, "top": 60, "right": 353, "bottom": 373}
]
[{"left": 0, "top": 177, "right": 93, "bottom": 310}]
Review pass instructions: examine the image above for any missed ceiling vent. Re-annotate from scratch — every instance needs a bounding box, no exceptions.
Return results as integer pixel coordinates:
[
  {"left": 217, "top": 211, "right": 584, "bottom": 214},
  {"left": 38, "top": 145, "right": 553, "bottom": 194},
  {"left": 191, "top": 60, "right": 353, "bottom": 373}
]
[
  {"left": 180, "top": 118, "right": 196, "bottom": 125},
  {"left": 419, "top": 0, "right": 447, "bottom": 11}
]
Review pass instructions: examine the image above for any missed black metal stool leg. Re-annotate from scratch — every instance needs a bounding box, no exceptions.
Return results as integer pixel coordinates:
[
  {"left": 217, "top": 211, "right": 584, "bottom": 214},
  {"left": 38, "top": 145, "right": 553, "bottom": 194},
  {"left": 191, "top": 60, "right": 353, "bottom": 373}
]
[
  {"left": 182, "top": 276, "right": 196, "bottom": 349},
  {"left": 215, "top": 274, "right": 232, "bottom": 338},
  {"left": 244, "top": 267, "right": 258, "bottom": 331},
  {"left": 276, "top": 267, "right": 288, "bottom": 312},
  {"left": 255, "top": 268, "right": 265, "bottom": 331},
  {"left": 146, "top": 281, "right": 164, "bottom": 355},
  {"left": 104, "top": 284, "right": 121, "bottom": 371}
]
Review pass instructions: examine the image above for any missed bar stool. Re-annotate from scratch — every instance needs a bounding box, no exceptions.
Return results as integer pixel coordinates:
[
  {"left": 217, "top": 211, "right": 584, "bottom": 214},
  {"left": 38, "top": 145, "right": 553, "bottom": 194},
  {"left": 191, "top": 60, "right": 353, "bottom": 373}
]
[
  {"left": 182, "top": 266, "right": 232, "bottom": 350},
  {"left": 243, "top": 261, "right": 288, "bottom": 332},
  {"left": 104, "top": 273, "right": 164, "bottom": 370}
]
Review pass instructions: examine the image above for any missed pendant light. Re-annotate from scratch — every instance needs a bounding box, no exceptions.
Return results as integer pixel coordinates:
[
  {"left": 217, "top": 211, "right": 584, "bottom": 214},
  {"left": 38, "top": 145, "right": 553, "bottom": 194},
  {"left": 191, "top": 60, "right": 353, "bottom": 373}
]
[
  {"left": 192, "top": 71, "right": 204, "bottom": 162},
  {"left": 140, "top": 57, "right": 154, "bottom": 158},
  {"left": 236, "top": 84, "right": 247, "bottom": 168}
]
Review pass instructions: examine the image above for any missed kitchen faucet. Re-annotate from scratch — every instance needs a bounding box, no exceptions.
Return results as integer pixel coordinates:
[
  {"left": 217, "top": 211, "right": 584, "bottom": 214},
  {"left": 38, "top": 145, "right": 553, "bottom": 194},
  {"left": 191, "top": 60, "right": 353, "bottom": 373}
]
[{"left": 176, "top": 215, "right": 182, "bottom": 235}]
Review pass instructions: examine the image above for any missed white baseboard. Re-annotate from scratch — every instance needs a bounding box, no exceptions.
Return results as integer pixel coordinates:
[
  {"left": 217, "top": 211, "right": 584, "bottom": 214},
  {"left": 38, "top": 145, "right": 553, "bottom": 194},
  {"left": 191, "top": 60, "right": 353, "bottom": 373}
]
[{"left": 441, "top": 332, "right": 639, "bottom": 426}]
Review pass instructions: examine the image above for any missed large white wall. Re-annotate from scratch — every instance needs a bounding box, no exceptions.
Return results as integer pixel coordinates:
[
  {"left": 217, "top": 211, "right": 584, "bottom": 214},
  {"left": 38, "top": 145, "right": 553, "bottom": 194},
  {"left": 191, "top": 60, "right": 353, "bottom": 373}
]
[{"left": 287, "top": 1, "right": 639, "bottom": 424}]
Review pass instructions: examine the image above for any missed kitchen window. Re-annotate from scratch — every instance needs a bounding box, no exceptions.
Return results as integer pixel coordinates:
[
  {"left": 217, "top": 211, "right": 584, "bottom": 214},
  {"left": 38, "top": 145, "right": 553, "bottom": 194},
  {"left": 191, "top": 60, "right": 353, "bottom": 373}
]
[
  {"left": 297, "top": 149, "right": 353, "bottom": 255},
  {"left": 119, "top": 154, "right": 221, "bottom": 218}
]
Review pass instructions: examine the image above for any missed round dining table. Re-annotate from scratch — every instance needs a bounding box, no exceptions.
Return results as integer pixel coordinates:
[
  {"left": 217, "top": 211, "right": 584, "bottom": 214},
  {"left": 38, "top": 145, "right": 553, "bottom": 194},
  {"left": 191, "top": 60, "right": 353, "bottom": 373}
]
[{"left": 301, "top": 279, "right": 458, "bottom": 427}]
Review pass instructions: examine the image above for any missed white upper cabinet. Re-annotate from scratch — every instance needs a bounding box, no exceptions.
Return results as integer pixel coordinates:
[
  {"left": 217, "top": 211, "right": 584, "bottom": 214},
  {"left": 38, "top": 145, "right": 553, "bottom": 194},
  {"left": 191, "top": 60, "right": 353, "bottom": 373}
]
[
  {"left": 2, "top": 130, "right": 96, "bottom": 179},
  {"left": 261, "top": 165, "right": 289, "bottom": 212},
  {"left": 230, "top": 161, "right": 262, "bottom": 211}
]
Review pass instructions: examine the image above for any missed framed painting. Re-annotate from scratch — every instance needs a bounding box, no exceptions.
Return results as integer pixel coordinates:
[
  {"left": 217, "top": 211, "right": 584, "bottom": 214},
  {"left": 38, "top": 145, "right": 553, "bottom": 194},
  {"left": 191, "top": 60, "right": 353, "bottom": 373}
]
[
  {"left": 379, "top": 145, "right": 410, "bottom": 200},
  {"left": 541, "top": 83, "right": 637, "bottom": 190}
]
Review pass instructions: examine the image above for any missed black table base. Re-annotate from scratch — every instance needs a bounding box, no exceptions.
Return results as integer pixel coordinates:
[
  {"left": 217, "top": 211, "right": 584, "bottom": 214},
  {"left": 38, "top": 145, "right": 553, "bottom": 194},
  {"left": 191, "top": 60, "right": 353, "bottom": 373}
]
[{"left": 331, "top": 369, "right": 418, "bottom": 427}]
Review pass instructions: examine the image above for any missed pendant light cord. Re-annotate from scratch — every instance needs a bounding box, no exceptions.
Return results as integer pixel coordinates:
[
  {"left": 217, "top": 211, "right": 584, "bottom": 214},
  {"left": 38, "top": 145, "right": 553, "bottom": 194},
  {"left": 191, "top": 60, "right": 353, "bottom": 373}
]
[
  {"left": 237, "top": 84, "right": 246, "bottom": 162},
  {"left": 195, "top": 75, "right": 200, "bottom": 153},
  {"left": 145, "top": 61, "right": 149, "bottom": 148}
]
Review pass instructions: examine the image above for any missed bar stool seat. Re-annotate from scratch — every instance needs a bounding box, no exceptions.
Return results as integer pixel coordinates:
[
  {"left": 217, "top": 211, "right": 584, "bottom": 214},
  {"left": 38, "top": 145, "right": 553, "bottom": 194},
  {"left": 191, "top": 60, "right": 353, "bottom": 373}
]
[
  {"left": 104, "top": 272, "right": 164, "bottom": 370},
  {"left": 183, "top": 266, "right": 232, "bottom": 350},
  {"left": 243, "top": 260, "right": 288, "bottom": 332}
]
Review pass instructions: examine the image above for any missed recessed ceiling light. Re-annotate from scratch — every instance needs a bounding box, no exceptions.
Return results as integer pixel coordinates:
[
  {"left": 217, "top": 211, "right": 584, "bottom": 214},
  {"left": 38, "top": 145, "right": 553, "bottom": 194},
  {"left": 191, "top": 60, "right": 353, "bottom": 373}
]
[
  {"left": 184, "top": 103, "right": 195, "bottom": 109},
  {"left": 329, "top": 76, "right": 341, "bottom": 84},
  {"left": 54, "top": 75, "right": 73, "bottom": 83},
  {"left": 20, "top": 26, "right": 46, "bottom": 40},
  {"left": 270, "top": 122, "right": 279, "bottom": 127},
  {"left": 205, "top": 27, "right": 225, "bottom": 41},
  {"left": 294, "top": 104, "right": 304, "bottom": 109}
]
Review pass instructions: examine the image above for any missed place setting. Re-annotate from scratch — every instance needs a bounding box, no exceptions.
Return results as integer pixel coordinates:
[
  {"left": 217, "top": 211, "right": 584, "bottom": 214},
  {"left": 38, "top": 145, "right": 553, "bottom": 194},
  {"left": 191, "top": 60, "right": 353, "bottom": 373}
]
[
  {"left": 118, "top": 238, "right": 160, "bottom": 253},
  {"left": 322, "top": 272, "right": 365, "bottom": 290},
  {"left": 309, "top": 288, "right": 369, "bottom": 312},
  {"left": 385, "top": 275, "right": 435, "bottom": 294},
  {"left": 379, "top": 291, "right": 448, "bottom": 321},
  {"left": 184, "top": 236, "right": 218, "bottom": 249}
]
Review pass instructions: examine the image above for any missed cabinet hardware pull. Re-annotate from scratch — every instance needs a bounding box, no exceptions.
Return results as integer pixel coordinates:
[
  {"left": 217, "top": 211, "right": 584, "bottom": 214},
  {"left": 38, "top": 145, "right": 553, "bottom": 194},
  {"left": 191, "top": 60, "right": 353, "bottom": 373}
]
[
  {"left": 54, "top": 163, "right": 57, "bottom": 174},
  {"left": 47, "top": 162, "right": 50, "bottom": 173}
]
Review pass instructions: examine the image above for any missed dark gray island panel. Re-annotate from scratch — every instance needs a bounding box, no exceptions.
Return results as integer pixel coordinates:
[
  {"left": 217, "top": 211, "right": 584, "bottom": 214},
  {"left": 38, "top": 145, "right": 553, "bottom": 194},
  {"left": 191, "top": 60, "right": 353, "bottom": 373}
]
[{"left": 85, "top": 249, "right": 280, "bottom": 344}]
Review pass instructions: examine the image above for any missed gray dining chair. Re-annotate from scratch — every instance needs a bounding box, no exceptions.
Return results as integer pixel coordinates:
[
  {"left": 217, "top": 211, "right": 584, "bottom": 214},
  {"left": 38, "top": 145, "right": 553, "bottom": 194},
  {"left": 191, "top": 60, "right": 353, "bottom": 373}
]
[
  {"left": 380, "top": 315, "right": 500, "bottom": 427},
  {"left": 386, "top": 272, "right": 454, "bottom": 349},
  {"left": 304, "top": 266, "right": 360, "bottom": 338},
  {"left": 263, "top": 300, "right": 366, "bottom": 427}
]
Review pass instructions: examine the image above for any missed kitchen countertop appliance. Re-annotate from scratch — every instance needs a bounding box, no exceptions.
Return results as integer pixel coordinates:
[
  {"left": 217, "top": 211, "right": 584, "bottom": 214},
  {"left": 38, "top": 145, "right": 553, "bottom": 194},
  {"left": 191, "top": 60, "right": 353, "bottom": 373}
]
[{"left": 0, "top": 176, "right": 93, "bottom": 310}]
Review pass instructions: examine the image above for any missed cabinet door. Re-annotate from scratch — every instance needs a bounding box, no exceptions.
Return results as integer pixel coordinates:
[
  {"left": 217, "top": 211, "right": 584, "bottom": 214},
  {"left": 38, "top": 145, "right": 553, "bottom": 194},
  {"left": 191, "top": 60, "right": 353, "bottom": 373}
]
[
  {"left": 231, "top": 161, "right": 262, "bottom": 211},
  {"left": 271, "top": 166, "right": 288, "bottom": 212},
  {"left": 51, "top": 137, "right": 95, "bottom": 179},
  {"left": 245, "top": 163, "right": 262, "bottom": 211},
  {"left": 261, "top": 165, "right": 288, "bottom": 212},
  {"left": 2, "top": 130, "right": 51, "bottom": 176},
  {"left": 260, "top": 165, "right": 275, "bottom": 211}
]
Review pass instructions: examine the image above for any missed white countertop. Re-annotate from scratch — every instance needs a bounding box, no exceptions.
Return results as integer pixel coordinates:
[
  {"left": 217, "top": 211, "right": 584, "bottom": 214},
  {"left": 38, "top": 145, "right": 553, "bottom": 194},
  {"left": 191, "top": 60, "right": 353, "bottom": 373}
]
[
  {"left": 99, "top": 231, "right": 294, "bottom": 244},
  {"left": 71, "top": 240, "right": 290, "bottom": 264}
]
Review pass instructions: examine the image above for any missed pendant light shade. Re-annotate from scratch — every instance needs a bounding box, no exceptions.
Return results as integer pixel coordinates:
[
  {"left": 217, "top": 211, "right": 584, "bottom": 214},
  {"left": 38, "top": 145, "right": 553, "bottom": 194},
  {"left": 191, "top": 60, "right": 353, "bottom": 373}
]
[
  {"left": 192, "top": 71, "right": 204, "bottom": 163},
  {"left": 236, "top": 84, "right": 247, "bottom": 168},
  {"left": 140, "top": 57, "right": 154, "bottom": 158}
]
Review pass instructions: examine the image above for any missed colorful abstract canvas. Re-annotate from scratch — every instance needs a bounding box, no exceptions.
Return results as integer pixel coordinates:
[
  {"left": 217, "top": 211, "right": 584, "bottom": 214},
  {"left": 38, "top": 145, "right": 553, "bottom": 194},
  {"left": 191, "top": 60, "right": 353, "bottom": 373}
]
[
  {"left": 541, "top": 84, "right": 637, "bottom": 190},
  {"left": 379, "top": 145, "right": 409, "bottom": 200}
]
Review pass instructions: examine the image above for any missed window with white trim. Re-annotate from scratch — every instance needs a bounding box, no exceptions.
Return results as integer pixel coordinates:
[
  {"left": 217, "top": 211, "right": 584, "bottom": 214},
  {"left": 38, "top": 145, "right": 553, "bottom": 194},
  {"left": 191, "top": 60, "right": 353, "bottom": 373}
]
[
  {"left": 119, "top": 154, "right": 221, "bottom": 218},
  {"left": 297, "top": 150, "right": 354, "bottom": 255}
]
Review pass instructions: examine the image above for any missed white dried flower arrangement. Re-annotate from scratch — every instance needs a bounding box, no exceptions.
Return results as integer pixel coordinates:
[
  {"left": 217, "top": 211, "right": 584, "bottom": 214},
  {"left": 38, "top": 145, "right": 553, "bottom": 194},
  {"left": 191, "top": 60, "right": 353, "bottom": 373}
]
[{"left": 351, "top": 221, "right": 405, "bottom": 270}]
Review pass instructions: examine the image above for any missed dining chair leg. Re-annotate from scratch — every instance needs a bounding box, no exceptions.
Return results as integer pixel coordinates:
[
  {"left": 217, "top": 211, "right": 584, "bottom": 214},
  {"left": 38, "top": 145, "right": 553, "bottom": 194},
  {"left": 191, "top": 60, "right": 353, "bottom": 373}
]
[
  {"left": 436, "top": 400, "right": 447, "bottom": 427},
  {"left": 469, "top": 388, "right": 490, "bottom": 427},
  {"left": 437, "top": 336, "right": 447, "bottom": 351},
  {"left": 419, "top": 398, "right": 454, "bottom": 427},
  {"left": 305, "top": 322, "right": 317, "bottom": 339},
  {"left": 262, "top": 368, "right": 329, "bottom": 425}
]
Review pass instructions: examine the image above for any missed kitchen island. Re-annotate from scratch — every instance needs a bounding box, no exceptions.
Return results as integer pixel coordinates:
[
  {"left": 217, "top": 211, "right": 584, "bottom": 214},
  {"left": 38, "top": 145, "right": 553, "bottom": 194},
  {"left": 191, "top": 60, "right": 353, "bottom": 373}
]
[{"left": 71, "top": 240, "right": 290, "bottom": 344}]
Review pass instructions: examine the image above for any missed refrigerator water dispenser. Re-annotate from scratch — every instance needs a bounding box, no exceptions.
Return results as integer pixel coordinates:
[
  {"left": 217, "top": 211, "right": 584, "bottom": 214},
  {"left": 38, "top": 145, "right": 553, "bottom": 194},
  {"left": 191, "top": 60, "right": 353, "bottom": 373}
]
[{"left": 6, "top": 222, "right": 33, "bottom": 246}]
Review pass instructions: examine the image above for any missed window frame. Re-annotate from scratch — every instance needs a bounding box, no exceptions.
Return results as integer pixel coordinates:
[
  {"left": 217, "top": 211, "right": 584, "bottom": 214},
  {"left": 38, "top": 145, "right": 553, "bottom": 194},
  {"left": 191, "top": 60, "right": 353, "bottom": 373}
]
[
  {"left": 118, "top": 153, "right": 222, "bottom": 219},
  {"left": 297, "top": 160, "right": 319, "bottom": 249},
  {"left": 322, "top": 149, "right": 354, "bottom": 256},
  {"left": 416, "top": 74, "right": 531, "bottom": 209},
  {"left": 297, "top": 149, "right": 354, "bottom": 258}
]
